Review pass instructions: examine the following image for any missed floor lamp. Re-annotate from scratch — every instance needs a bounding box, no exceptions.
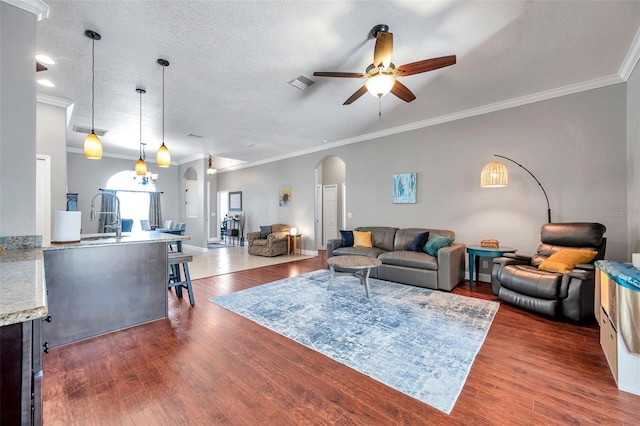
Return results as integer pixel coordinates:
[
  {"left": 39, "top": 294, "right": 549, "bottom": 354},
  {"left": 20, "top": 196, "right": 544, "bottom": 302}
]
[{"left": 480, "top": 154, "right": 551, "bottom": 223}]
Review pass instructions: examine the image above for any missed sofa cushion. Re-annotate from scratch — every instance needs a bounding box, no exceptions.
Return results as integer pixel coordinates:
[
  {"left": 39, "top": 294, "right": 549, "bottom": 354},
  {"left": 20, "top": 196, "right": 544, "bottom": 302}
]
[
  {"left": 408, "top": 232, "right": 430, "bottom": 252},
  {"left": 538, "top": 249, "right": 597, "bottom": 273},
  {"left": 260, "top": 225, "right": 272, "bottom": 239},
  {"left": 333, "top": 246, "right": 387, "bottom": 258},
  {"left": 393, "top": 228, "right": 455, "bottom": 251},
  {"left": 499, "top": 264, "right": 562, "bottom": 299},
  {"left": 424, "top": 234, "right": 455, "bottom": 256},
  {"left": 253, "top": 239, "right": 268, "bottom": 247},
  {"left": 378, "top": 251, "right": 438, "bottom": 270},
  {"left": 354, "top": 227, "right": 398, "bottom": 251},
  {"left": 340, "top": 230, "right": 354, "bottom": 247},
  {"left": 353, "top": 230, "right": 373, "bottom": 248}
]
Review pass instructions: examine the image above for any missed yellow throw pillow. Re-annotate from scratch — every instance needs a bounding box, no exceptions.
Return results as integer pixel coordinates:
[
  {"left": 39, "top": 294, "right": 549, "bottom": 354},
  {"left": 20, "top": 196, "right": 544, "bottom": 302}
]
[
  {"left": 538, "top": 249, "right": 598, "bottom": 273},
  {"left": 353, "top": 230, "right": 373, "bottom": 248}
]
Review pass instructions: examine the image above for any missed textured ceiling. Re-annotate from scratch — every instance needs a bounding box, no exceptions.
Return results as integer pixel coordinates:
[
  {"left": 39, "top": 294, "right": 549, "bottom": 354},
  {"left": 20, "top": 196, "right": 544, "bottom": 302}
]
[{"left": 35, "top": 1, "right": 640, "bottom": 169}]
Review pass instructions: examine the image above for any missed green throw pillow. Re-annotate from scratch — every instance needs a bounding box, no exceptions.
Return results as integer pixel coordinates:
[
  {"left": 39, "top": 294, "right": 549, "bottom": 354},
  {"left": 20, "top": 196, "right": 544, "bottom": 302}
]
[{"left": 424, "top": 234, "right": 454, "bottom": 256}]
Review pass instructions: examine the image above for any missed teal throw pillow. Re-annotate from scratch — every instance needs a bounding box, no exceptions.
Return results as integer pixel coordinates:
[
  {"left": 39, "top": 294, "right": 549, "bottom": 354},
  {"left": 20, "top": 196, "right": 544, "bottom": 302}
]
[{"left": 424, "top": 234, "right": 454, "bottom": 256}]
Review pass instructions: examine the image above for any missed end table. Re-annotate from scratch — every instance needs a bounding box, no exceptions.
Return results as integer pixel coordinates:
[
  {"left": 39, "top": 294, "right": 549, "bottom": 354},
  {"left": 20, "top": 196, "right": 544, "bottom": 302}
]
[{"left": 466, "top": 245, "right": 517, "bottom": 288}]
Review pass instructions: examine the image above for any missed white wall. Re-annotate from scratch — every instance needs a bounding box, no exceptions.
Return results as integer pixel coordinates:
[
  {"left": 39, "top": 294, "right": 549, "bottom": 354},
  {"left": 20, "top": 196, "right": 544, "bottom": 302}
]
[
  {"left": 36, "top": 102, "right": 68, "bottom": 217},
  {"left": 0, "top": 3, "right": 37, "bottom": 235},
  {"left": 178, "top": 158, "right": 207, "bottom": 250},
  {"left": 218, "top": 83, "right": 628, "bottom": 261}
]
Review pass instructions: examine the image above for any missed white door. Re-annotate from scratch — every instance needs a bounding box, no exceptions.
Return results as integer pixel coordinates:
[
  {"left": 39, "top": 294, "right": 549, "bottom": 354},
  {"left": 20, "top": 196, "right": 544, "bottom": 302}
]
[
  {"left": 36, "top": 155, "right": 51, "bottom": 245},
  {"left": 315, "top": 184, "right": 323, "bottom": 249},
  {"left": 323, "top": 184, "right": 338, "bottom": 245}
]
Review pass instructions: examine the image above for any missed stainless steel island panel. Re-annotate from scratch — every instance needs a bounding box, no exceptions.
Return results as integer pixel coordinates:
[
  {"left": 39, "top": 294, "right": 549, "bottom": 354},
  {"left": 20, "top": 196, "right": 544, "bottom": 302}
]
[{"left": 43, "top": 241, "right": 167, "bottom": 348}]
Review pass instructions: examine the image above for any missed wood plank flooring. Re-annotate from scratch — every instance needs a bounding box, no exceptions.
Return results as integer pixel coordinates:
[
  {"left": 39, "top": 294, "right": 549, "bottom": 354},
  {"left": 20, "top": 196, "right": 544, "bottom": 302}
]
[{"left": 42, "top": 252, "right": 640, "bottom": 425}]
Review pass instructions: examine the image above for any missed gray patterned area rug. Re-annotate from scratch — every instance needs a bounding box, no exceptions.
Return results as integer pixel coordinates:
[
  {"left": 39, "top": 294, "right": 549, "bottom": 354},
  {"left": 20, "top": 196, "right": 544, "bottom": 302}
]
[{"left": 210, "top": 270, "right": 499, "bottom": 414}]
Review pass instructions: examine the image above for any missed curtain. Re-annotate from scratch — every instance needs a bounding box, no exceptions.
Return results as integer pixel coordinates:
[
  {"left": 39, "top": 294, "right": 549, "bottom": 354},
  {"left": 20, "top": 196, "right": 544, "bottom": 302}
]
[
  {"left": 98, "top": 189, "right": 117, "bottom": 232},
  {"left": 149, "top": 192, "right": 163, "bottom": 228}
]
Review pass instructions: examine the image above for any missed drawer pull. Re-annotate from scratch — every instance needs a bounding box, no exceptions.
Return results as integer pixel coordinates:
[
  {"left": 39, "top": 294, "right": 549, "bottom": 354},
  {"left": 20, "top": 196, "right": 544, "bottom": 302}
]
[
  {"left": 43, "top": 341, "right": 50, "bottom": 354},
  {"left": 43, "top": 315, "right": 52, "bottom": 323}
]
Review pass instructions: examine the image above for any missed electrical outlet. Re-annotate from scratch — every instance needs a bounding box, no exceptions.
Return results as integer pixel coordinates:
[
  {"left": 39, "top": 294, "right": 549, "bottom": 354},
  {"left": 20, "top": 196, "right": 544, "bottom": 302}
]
[{"left": 482, "top": 260, "right": 489, "bottom": 269}]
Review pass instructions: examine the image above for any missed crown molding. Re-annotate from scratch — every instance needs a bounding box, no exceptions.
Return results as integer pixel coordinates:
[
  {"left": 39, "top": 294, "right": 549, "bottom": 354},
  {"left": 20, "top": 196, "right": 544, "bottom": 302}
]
[
  {"left": 229, "top": 74, "right": 625, "bottom": 172},
  {"left": 619, "top": 26, "right": 640, "bottom": 80},
  {"left": 2, "top": 0, "right": 49, "bottom": 20},
  {"left": 37, "top": 94, "right": 73, "bottom": 108}
]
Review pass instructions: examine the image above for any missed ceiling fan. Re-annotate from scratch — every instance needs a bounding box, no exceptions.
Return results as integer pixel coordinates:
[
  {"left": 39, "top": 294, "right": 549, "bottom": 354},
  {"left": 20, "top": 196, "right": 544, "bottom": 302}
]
[{"left": 313, "top": 24, "right": 456, "bottom": 105}]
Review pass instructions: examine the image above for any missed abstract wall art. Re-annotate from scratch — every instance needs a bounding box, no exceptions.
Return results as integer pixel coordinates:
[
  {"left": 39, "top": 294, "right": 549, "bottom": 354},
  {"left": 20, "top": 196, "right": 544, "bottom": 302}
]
[{"left": 392, "top": 173, "right": 416, "bottom": 204}]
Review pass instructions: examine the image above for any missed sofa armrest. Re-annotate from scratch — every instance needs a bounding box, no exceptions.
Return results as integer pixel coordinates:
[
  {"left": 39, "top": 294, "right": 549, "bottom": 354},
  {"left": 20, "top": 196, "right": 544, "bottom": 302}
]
[
  {"left": 436, "top": 243, "right": 465, "bottom": 291},
  {"left": 573, "top": 263, "right": 594, "bottom": 272},
  {"left": 267, "top": 232, "right": 289, "bottom": 244},
  {"left": 490, "top": 256, "right": 521, "bottom": 296},
  {"left": 326, "top": 239, "right": 342, "bottom": 259},
  {"left": 502, "top": 252, "right": 532, "bottom": 263}
]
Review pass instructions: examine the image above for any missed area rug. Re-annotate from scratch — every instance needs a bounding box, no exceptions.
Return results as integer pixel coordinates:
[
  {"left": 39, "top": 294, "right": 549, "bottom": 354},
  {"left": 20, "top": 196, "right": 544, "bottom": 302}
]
[
  {"left": 207, "top": 242, "right": 227, "bottom": 249},
  {"left": 210, "top": 270, "right": 499, "bottom": 414}
]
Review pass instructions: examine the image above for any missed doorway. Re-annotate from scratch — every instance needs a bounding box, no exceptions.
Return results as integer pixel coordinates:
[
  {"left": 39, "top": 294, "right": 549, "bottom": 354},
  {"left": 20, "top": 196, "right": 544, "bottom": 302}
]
[{"left": 314, "top": 155, "right": 346, "bottom": 250}]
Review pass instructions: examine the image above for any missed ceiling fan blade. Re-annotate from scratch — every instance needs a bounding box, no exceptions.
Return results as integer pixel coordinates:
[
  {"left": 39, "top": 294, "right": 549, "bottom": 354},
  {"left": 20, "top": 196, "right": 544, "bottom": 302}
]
[
  {"left": 343, "top": 85, "right": 368, "bottom": 105},
  {"left": 390, "top": 80, "right": 416, "bottom": 103},
  {"left": 396, "top": 55, "right": 456, "bottom": 77},
  {"left": 313, "top": 71, "right": 364, "bottom": 78},
  {"left": 373, "top": 31, "right": 393, "bottom": 68}
]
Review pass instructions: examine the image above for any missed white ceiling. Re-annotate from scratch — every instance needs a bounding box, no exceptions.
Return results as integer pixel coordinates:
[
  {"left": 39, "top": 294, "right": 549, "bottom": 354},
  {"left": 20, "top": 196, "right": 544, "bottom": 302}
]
[{"left": 35, "top": 1, "right": 640, "bottom": 170}]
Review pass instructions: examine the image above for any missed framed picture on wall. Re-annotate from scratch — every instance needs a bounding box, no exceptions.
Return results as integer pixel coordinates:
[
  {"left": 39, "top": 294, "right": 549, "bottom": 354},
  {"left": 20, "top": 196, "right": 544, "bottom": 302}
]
[
  {"left": 229, "top": 191, "right": 242, "bottom": 211},
  {"left": 392, "top": 173, "right": 417, "bottom": 204},
  {"left": 279, "top": 186, "right": 291, "bottom": 207}
]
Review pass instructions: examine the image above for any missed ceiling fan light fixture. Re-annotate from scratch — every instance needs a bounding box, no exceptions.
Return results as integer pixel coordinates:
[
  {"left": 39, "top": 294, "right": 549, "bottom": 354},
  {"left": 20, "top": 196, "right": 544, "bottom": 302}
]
[
  {"left": 157, "top": 58, "right": 171, "bottom": 168},
  {"left": 207, "top": 156, "right": 217, "bottom": 175},
  {"left": 365, "top": 73, "right": 395, "bottom": 98}
]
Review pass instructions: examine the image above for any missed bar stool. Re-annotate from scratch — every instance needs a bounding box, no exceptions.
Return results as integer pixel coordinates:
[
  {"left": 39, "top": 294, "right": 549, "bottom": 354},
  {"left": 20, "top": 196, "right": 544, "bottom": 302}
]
[{"left": 168, "top": 252, "right": 195, "bottom": 305}]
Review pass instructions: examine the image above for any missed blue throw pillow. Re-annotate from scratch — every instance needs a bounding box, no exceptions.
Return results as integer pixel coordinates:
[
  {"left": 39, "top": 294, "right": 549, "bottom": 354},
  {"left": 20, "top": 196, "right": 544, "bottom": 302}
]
[
  {"left": 340, "top": 230, "right": 354, "bottom": 247},
  {"left": 408, "top": 231, "right": 430, "bottom": 252},
  {"left": 260, "top": 225, "right": 272, "bottom": 239},
  {"left": 424, "top": 234, "right": 455, "bottom": 256}
]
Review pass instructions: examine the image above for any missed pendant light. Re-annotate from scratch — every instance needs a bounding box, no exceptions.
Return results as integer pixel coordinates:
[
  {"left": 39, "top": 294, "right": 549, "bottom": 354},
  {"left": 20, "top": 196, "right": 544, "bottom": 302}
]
[
  {"left": 84, "top": 30, "right": 103, "bottom": 159},
  {"left": 156, "top": 58, "right": 171, "bottom": 167},
  {"left": 135, "top": 88, "right": 148, "bottom": 176},
  {"left": 207, "top": 155, "right": 217, "bottom": 175}
]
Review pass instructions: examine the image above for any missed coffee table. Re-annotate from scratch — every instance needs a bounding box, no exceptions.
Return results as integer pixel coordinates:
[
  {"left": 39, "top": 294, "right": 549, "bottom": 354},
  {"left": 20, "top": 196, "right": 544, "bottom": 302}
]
[{"left": 326, "top": 255, "right": 382, "bottom": 298}]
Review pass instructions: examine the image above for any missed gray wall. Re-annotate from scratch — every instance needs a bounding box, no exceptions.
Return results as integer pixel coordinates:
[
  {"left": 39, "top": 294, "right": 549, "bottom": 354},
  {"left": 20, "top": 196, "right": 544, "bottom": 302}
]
[
  {"left": 67, "top": 152, "right": 179, "bottom": 233},
  {"left": 0, "top": 3, "right": 37, "bottom": 236},
  {"left": 36, "top": 102, "right": 68, "bottom": 217},
  {"left": 218, "top": 83, "right": 628, "bottom": 261},
  {"left": 628, "top": 61, "right": 640, "bottom": 259},
  {"left": 178, "top": 157, "right": 208, "bottom": 249}
]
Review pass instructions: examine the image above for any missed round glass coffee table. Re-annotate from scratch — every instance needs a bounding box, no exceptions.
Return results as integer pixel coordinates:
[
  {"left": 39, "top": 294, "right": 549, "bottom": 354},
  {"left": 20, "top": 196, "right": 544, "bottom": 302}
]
[
  {"left": 326, "top": 255, "right": 382, "bottom": 298},
  {"left": 466, "top": 245, "right": 517, "bottom": 288}
]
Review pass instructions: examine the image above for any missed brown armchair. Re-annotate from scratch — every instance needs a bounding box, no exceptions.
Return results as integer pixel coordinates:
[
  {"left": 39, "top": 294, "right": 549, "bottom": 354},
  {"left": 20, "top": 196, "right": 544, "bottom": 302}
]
[
  {"left": 491, "top": 222, "right": 606, "bottom": 322},
  {"left": 247, "top": 224, "right": 290, "bottom": 257}
]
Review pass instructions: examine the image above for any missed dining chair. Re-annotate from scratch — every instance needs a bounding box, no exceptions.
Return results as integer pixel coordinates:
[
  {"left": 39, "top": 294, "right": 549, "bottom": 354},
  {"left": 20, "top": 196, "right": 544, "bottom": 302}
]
[{"left": 140, "top": 219, "right": 151, "bottom": 231}]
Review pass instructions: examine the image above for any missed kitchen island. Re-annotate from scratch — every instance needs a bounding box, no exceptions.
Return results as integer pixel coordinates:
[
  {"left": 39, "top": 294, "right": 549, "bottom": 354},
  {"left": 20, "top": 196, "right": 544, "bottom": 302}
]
[{"left": 43, "top": 231, "right": 189, "bottom": 348}]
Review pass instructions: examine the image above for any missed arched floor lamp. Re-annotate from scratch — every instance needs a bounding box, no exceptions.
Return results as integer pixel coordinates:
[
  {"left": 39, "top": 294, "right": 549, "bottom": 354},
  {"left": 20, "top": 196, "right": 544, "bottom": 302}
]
[{"left": 480, "top": 154, "right": 551, "bottom": 223}]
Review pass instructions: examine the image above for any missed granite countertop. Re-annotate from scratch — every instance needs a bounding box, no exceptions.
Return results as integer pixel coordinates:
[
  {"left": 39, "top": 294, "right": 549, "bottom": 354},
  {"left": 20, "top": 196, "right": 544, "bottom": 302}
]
[
  {"left": 0, "top": 249, "right": 47, "bottom": 326},
  {"left": 43, "top": 230, "right": 190, "bottom": 251}
]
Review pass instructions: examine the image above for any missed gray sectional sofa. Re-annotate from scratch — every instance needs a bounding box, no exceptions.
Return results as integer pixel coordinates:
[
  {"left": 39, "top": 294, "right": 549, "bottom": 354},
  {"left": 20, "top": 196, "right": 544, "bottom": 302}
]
[{"left": 326, "top": 226, "right": 465, "bottom": 291}]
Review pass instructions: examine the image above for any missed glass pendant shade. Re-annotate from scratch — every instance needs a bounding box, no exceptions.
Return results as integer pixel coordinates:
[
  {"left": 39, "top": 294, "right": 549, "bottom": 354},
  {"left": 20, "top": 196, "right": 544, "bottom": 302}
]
[
  {"left": 207, "top": 156, "right": 217, "bottom": 175},
  {"left": 480, "top": 161, "right": 508, "bottom": 187},
  {"left": 84, "top": 132, "right": 102, "bottom": 159},
  {"left": 157, "top": 143, "right": 171, "bottom": 167},
  {"left": 135, "top": 158, "right": 147, "bottom": 176},
  {"left": 365, "top": 73, "right": 395, "bottom": 97}
]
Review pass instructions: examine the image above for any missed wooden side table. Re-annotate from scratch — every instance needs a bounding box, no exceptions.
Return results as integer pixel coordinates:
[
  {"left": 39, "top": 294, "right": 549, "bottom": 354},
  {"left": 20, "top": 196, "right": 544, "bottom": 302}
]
[
  {"left": 288, "top": 234, "right": 302, "bottom": 255},
  {"left": 466, "top": 245, "right": 517, "bottom": 288}
]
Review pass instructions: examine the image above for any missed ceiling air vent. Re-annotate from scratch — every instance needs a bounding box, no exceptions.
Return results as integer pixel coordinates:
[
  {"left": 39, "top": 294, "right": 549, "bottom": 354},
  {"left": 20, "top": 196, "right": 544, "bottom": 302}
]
[
  {"left": 73, "top": 125, "right": 107, "bottom": 136},
  {"left": 187, "top": 133, "right": 203, "bottom": 138},
  {"left": 288, "top": 74, "right": 314, "bottom": 90}
]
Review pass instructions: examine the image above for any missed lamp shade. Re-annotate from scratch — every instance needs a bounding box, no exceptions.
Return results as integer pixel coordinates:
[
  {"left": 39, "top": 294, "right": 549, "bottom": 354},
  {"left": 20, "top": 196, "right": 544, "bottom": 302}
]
[
  {"left": 290, "top": 227, "right": 298, "bottom": 235},
  {"left": 365, "top": 73, "right": 395, "bottom": 97},
  {"left": 480, "top": 160, "right": 508, "bottom": 187},
  {"left": 135, "top": 158, "right": 147, "bottom": 176},
  {"left": 83, "top": 132, "right": 102, "bottom": 159},
  {"left": 157, "top": 143, "right": 171, "bottom": 167}
]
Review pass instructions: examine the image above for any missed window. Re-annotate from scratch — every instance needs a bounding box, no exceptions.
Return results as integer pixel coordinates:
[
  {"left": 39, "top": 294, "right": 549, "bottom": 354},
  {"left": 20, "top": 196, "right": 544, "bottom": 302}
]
[{"left": 106, "top": 171, "right": 156, "bottom": 232}]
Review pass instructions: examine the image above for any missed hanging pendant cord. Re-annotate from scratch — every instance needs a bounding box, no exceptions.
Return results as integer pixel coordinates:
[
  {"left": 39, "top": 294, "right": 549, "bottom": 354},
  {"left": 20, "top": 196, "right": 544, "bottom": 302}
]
[
  {"left": 91, "top": 38, "right": 95, "bottom": 132},
  {"left": 378, "top": 96, "right": 382, "bottom": 119},
  {"left": 139, "top": 91, "right": 143, "bottom": 159},
  {"left": 162, "top": 65, "right": 165, "bottom": 144}
]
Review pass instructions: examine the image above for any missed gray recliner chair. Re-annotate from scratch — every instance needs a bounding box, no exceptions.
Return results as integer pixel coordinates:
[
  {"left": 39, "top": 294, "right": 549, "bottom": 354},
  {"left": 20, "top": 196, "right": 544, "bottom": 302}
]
[{"left": 491, "top": 223, "right": 606, "bottom": 322}]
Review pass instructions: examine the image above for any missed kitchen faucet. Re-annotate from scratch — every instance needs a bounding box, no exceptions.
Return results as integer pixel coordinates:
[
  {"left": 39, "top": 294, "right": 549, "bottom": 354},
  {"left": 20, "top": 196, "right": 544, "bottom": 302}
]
[{"left": 90, "top": 192, "right": 122, "bottom": 237}]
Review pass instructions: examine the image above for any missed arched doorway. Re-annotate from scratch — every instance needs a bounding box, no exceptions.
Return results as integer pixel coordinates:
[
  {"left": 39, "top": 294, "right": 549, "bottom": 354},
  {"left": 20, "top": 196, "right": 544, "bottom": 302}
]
[{"left": 315, "top": 155, "right": 346, "bottom": 250}]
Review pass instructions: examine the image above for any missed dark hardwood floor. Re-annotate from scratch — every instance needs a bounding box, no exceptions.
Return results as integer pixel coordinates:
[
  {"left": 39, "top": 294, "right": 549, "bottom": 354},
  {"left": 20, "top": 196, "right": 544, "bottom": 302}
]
[{"left": 43, "top": 252, "right": 640, "bottom": 425}]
